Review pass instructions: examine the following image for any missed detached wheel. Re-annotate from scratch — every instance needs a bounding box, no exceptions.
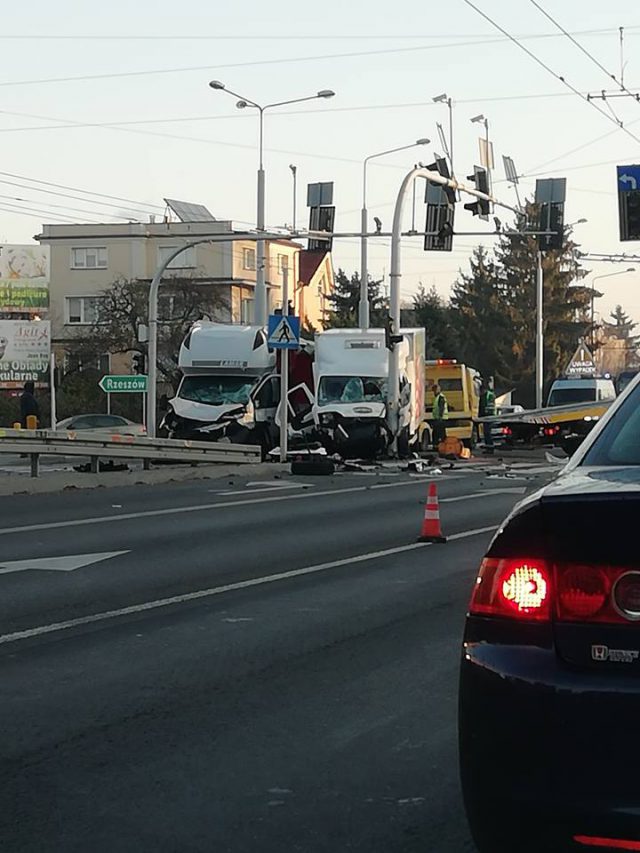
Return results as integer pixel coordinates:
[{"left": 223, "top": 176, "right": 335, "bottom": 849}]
[{"left": 291, "top": 458, "right": 335, "bottom": 476}]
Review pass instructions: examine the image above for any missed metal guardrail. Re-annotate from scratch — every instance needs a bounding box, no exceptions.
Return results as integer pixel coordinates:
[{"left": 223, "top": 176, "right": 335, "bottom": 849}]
[{"left": 0, "top": 428, "right": 262, "bottom": 477}]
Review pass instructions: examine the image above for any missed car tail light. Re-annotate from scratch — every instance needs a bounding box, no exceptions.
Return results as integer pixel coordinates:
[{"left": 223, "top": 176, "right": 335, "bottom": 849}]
[
  {"left": 471, "top": 559, "right": 640, "bottom": 624},
  {"left": 556, "top": 565, "right": 640, "bottom": 624},
  {"left": 557, "top": 565, "right": 609, "bottom": 619},
  {"left": 501, "top": 426, "right": 512, "bottom": 436},
  {"left": 543, "top": 425, "right": 560, "bottom": 436},
  {"left": 574, "top": 836, "right": 640, "bottom": 850},
  {"left": 469, "top": 558, "right": 551, "bottom": 621}
]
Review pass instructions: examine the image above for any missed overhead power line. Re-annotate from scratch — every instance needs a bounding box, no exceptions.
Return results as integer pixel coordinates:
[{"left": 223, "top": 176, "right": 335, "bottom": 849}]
[
  {"left": 0, "top": 200, "right": 101, "bottom": 224},
  {"left": 461, "top": 0, "right": 640, "bottom": 148},
  {"left": 0, "top": 168, "right": 163, "bottom": 212},
  {"left": 0, "top": 27, "right": 633, "bottom": 40},
  {"left": 529, "top": 0, "right": 640, "bottom": 104}
]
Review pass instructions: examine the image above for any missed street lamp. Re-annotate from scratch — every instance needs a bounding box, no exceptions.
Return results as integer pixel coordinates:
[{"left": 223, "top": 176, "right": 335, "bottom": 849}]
[
  {"left": 359, "top": 138, "right": 430, "bottom": 329},
  {"left": 208, "top": 81, "right": 335, "bottom": 325},
  {"left": 590, "top": 267, "right": 635, "bottom": 345},
  {"left": 433, "top": 93, "right": 454, "bottom": 177},
  {"left": 470, "top": 113, "right": 492, "bottom": 189}
]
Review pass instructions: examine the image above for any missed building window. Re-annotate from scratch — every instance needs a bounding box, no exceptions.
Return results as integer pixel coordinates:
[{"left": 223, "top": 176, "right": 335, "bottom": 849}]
[
  {"left": 241, "top": 298, "right": 254, "bottom": 324},
  {"left": 71, "top": 247, "right": 108, "bottom": 269},
  {"left": 243, "top": 247, "right": 256, "bottom": 270},
  {"left": 158, "top": 245, "right": 197, "bottom": 269},
  {"left": 277, "top": 253, "right": 289, "bottom": 273},
  {"left": 65, "top": 296, "right": 100, "bottom": 325}
]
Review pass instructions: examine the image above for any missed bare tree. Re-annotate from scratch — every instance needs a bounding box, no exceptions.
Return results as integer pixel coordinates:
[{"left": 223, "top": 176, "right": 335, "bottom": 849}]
[{"left": 69, "top": 276, "right": 230, "bottom": 390}]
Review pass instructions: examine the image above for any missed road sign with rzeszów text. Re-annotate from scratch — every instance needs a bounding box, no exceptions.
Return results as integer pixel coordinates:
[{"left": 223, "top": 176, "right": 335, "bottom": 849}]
[{"left": 99, "top": 375, "right": 148, "bottom": 393}]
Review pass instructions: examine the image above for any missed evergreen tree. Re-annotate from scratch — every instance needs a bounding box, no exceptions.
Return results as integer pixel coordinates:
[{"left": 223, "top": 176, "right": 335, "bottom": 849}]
[
  {"left": 411, "top": 284, "right": 461, "bottom": 358},
  {"left": 450, "top": 246, "right": 512, "bottom": 385},
  {"left": 323, "top": 269, "right": 386, "bottom": 329},
  {"left": 609, "top": 304, "right": 640, "bottom": 346},
  {"left": 494, "top": 207, "right": 590, "bottom": 404}
]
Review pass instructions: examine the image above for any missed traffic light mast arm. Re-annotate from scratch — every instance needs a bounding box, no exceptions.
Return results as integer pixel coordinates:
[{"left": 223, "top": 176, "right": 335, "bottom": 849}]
[{"left": 386, "top": 165, "right": 520, "bottom": 455}]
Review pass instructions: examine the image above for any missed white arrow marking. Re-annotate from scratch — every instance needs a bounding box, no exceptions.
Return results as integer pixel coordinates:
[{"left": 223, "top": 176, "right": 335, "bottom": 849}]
[
  {"left": 0, "top": 551, "right": 129, "bottom": 575},
  {"left": 620, "top": 174, "right": 638, "bottom": 190}
]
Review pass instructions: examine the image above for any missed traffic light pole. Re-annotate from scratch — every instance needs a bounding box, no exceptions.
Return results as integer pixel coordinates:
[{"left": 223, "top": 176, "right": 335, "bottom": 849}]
[{"left": 387, "top": 166, "right": 521, "bottom": 455}]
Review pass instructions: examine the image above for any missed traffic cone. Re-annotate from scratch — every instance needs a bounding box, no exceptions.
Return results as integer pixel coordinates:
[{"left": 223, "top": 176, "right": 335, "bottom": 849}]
[{"left": 418, "top": 482, "right": 447, "bottom": 543}]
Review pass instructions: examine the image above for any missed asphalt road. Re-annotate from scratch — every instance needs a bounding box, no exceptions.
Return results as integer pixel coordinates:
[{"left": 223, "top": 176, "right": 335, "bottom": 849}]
[{"left": 0, "top": 462, "right": 555, "bottom": 852}]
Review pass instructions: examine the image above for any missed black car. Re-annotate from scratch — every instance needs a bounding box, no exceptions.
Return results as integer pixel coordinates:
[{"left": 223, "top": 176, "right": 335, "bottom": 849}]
[{"left": 459, "top": 375, "right": 640, "bottom": 852}]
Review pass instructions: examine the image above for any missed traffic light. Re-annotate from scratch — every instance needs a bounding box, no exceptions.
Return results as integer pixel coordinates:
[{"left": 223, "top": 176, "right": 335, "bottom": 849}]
[
  {"left": 383, "top": 315, "right": 403, "bottom": 351},
  {"left": 463, "top": 166, "right": 490, "bottom": 220},
  {"left": 132, "top": 352, "right": 146, "bottom": 374},
  {"left": 424, "top": 157, "right": 455, "bottom": 252},
  {"left": 537, "top": 202, "right": 564, "bottom": 252},
  {"left": 426, "top": 157, "right": 456, "bottom": 205},
  {"left": 535, "top": 178, "right": 566, "bottom": 252}
]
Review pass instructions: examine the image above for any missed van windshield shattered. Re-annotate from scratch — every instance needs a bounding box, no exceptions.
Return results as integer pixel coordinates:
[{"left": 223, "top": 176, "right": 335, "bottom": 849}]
[
  {"left": 318, "top": 375, "right": 388, "bottom": 405},
  {"left": 179, "top": 375, "right": 254, "bottom": 405}
]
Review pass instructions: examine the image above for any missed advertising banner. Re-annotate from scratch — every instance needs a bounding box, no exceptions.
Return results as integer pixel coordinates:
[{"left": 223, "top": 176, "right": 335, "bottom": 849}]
[
  {"left": 0, "top": 245, "right": 49, "bottom": 316},
  {"left": 0, "top": 320, "right": 50, "bottom": 389}
]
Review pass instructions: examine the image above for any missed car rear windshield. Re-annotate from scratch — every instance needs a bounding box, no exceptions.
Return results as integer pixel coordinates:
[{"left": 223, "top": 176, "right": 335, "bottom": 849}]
[
  {"left": 582, "top": 382, "right": 640, "bottom": 465},
  {"left": 547, "top": 386, "right": 596, "bottom": 406}
]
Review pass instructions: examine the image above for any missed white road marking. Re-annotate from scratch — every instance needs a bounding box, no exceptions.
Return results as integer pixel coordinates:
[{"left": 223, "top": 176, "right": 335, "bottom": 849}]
[
  {"left": 213, "top": 481, "right": 314, "bottom": 496},
  {"left": 0, "top": 525, "right": 497, "bottom": 646},
  {"left": 441, "top": 487, "right": 526, "bottom": 502},
  {"left": 0, "top": 551, "right": 129, "bottom": 575},
  {"left": 0, "top": 479, "right": 524, "bottom": 538}
]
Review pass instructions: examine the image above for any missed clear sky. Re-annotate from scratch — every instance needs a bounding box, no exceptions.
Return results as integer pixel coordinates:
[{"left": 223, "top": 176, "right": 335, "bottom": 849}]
[{"left": 1, "top": 0, "right": 640, "bottom": 324}]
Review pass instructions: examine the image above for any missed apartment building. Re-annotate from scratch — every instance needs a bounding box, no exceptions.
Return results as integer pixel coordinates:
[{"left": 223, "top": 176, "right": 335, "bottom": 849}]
[{"left": 37, "top": 217, "right": 332, "bottom": 350}]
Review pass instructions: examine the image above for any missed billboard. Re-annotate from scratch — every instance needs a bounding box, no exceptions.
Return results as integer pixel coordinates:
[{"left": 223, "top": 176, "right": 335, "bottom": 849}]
[
  {"left": 0, "top": 245, "right": 49, "bottom": 316},
  {"left": 0, "top": 320, "right": 50, "bottom": 389}
]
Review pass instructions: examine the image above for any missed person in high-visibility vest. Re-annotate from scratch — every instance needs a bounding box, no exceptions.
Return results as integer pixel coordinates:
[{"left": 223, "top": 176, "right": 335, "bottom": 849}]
[
  {"left": 431, "top": 383, "right": 448, "bottom": 449},
  {"left": 479, "top": 376, "right": 496, "bottom": 450}
]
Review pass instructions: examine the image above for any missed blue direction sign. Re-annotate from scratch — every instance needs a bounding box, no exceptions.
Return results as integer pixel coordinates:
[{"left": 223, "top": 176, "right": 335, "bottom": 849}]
[
  {"left": 617, "top": 165, "right": 640, "bottom": 192},
  {"left": 267, "top": 314, "right": 300, "bottom": 350}
]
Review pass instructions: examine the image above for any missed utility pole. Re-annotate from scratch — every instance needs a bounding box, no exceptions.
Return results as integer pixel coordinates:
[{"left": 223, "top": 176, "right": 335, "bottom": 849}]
[
  {"left": 279, "top": 264, "right": 289, "bottom": 463},
  {"left": 536, "top": 251, "right": 544, "bottom": 409},
  {"left": 387, "top": 166, "right": 521, "bottom": 455},
  {"left": 360, "top": 139, "right": 430, "bottom": 330}
]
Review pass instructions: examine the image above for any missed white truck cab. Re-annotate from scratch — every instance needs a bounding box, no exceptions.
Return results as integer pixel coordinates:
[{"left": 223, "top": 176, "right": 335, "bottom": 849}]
[
  {"left": 162, "top": 323, "right": 279, "bottom": 447},
  {"left": 312, "top": 327, "right": 425, "bottom": 458}
]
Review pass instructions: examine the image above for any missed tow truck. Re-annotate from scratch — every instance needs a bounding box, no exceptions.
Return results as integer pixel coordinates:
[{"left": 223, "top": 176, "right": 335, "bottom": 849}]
[
  {"left": 478, "top": 379, "right": 615, "bottom": 452},
  {"left": 423, "top": 359, "right": 481, "bottom": 449}
]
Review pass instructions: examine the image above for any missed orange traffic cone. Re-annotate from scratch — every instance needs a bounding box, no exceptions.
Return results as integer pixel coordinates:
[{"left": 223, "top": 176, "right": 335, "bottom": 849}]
[{"left": 418, "top": 482, "right": 447, "bottom": 543}]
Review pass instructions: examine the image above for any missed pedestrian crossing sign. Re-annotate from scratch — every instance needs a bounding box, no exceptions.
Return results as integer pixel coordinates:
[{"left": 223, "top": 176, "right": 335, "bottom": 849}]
[{"left": 267, "top": 314, "right": 300, "bottom": 349}]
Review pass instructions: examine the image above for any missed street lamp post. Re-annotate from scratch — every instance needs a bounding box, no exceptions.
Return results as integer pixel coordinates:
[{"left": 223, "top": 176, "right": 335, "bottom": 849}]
[
  {"left": 289, "top": 164, "right": 297, "bottom": 232},
  {"left": 360, "top": 138, "right": 429, "bottom": 330},
  {"left": 590, "top": 267, "right": 635, "bottom": 346},
  {"left": 471, "top": 113, "right": 492, "bottom": 189},
  {"left": 433, "top": 93, "right": 454, "bottom": 176},
  {"left": 209, "top": 82, "right": 335, "bottom": 326}
]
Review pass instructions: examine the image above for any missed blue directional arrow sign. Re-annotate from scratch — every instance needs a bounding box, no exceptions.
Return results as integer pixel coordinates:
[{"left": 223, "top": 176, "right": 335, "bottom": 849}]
[
  {"left": 267, "top": 314, "right": 300, "bottom": 350},
  {"left": 617, "top": 165, "right": 640, "bottom": 192}
]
